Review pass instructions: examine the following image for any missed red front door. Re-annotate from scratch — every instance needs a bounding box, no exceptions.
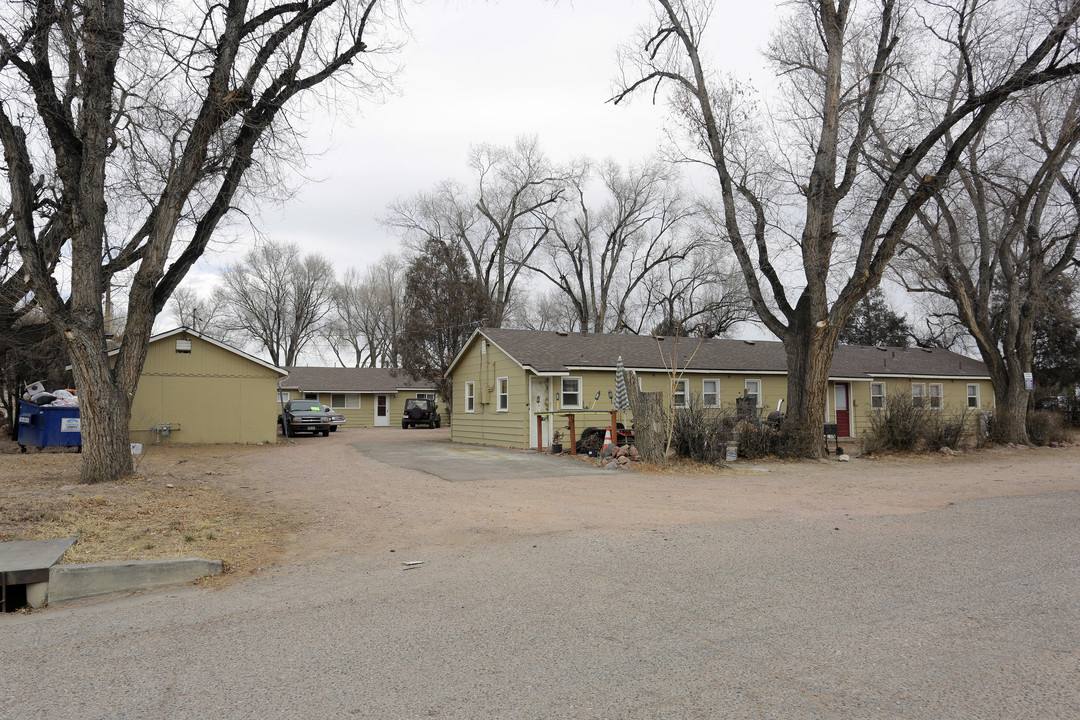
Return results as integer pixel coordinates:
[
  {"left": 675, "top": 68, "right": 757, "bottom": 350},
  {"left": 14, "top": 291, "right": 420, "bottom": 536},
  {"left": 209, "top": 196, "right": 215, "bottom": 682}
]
[{"left": 835, "top": 383, "right": 850, "bottom": 437}]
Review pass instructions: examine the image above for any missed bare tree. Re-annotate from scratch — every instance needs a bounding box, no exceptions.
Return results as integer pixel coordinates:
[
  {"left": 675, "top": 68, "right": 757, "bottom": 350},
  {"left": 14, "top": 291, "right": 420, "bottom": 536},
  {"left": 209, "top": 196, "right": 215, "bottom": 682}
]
[
  {"left": 1, "top": 0, "right": 400, "bottom": 482},
  {"left": 899, "top": 83, "right": 1080, "bottom": 442},
  {"left": 217, "top": 240, "right": 335, "bottom": 366},
  {"left": 613, "top": 0, "right": 1080, "bottom": 456},
  {"left": 325, "top": 254, "right": 404, "bottom": 367},
  {"left": 168, "top": 286, "right": 230, "bottom": 340},
  {"left": 640, "top": 245, "right": 754, "bottom": 337},
  {"left": 387, "top": 135, "right": 569, "bottom": 326},
  {"left": 530, "top": 158, "right": 698, "bottom": 333}
]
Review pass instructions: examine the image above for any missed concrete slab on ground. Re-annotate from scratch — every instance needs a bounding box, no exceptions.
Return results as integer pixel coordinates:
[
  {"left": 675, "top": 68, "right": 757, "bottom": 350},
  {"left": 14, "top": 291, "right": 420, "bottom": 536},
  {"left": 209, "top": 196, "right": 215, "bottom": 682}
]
[
  {"left": 0, "top": 537, "right": 76, "bottom": 584},
  {"left": 354, "top": 439, "right": 604, "bottom": 481}
]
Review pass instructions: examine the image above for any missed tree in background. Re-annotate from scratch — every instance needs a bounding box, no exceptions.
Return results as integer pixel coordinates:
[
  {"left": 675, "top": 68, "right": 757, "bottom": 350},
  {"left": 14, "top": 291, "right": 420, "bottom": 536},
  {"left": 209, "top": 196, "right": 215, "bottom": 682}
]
[
  {"left": 613, "top": 0, "right": 1080, "bottom": 456},
  {"left": 216, "top": 241, "right": 335, "bottom": 367},
  {"left": 899, "top": 82, "right": 1080, "bottom": 443},
  {"left": 1032, "top": 275, "right": 1080, "bottom": 400},
  {"left": 529, "top": 158, "right": 696, "bottom": 333},
  {"left": 839, "top": 288, "right": 912, "bottom": 347},
  {"left": 1, "top": 0, "right": 401, "bottom": 482},
  {"left": 639, "top": 245, "right": 753, "bottom": 337},
  {"left": 387, "top": 136, "right": 569, "bottom": 326},
  {"left": 325, "top": 255, "right": 405, "bottom": 368},
  {"left": 397, "top": 239, "right": 492, "bottom": 415},
  {"left": 168, "top": 287, "right": 230, "bottom": 342}
]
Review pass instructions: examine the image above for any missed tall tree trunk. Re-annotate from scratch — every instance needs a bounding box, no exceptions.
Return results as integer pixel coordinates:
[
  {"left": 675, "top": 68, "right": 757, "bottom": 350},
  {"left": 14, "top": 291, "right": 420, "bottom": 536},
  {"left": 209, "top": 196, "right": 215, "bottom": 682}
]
[
  {"left": 990, "top": 369, "right": 1031, "bottom": 444},
  {"left": 781, "top": 324, "right": 838, "bottom": 458},
  {"left": 66, "top": 332, "right": 134, "bottom": 483}
]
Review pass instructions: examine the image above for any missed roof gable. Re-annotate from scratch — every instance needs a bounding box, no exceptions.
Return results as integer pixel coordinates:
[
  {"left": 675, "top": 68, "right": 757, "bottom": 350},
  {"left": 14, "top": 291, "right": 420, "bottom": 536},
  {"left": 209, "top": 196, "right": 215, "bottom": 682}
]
[{"left": 111, "top": 327, "right": 287, "bottom": 376}]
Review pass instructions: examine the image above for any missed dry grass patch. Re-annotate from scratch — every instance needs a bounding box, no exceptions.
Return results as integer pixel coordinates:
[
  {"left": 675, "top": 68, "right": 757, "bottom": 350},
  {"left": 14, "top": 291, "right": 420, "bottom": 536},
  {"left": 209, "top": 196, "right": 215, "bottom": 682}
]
[{"left": 0, "top": 443, "right": 297, "bottom": 583}]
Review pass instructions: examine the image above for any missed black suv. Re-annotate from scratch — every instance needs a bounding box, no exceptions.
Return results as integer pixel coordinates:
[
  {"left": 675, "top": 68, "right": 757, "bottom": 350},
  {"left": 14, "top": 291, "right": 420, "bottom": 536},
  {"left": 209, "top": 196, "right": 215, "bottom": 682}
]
[{"left": 402, "top": 398, "right": 441, "bottom": 429}]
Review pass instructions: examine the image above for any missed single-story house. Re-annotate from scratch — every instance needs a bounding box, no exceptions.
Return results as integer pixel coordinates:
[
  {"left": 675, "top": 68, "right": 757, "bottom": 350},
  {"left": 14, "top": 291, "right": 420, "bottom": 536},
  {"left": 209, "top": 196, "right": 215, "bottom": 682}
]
[
  {"left": 120, "top": 327, "right": 287, "bottom": 445},
  {"left": 446, "top": 327, "right": 995, "bottom": 450},
  {"left": 279, "top": 367, "right": 442, "bottom": 428}
]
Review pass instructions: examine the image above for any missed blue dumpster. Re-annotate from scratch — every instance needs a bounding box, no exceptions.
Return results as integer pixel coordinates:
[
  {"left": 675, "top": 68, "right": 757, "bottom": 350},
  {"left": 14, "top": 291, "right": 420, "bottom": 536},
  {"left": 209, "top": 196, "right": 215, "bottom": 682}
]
[{"left": 17, "top": 400, "right": 82, "bottom": 453}]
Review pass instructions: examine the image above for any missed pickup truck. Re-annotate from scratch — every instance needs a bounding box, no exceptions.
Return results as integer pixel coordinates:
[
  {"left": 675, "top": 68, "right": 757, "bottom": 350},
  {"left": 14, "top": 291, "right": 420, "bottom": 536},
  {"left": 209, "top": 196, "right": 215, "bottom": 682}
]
[{"left": 279, "top": 399, "right": 333, "bottom": 437}]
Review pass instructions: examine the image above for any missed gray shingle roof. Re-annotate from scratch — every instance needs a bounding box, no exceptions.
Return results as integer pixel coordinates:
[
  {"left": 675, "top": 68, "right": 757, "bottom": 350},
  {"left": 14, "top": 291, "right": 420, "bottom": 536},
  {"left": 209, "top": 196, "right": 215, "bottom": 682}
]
[
  {"left": 280, "top": 367, "right": 434, "bottom": 392},
  {"left": 476, "top": 328, "right": 989, "bottom": 379}
]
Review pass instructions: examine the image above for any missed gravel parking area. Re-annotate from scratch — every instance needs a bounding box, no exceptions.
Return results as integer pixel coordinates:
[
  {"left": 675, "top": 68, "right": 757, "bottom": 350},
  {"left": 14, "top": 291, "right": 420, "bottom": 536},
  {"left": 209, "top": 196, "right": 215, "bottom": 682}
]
[{"left": 2, "top": 429, "right": 1079, "bottom": 718}]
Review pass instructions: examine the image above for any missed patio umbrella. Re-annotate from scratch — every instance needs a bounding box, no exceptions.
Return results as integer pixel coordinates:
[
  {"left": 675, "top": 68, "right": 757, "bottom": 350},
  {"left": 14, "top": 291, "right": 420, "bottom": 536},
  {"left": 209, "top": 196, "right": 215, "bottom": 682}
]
[{"left": 614, "top": 356, "right": 630, "bottom": 412}]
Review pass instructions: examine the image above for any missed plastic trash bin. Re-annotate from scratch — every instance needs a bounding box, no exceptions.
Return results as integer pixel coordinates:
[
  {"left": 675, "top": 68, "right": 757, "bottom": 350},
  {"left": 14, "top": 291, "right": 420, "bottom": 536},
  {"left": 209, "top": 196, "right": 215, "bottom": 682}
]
[{"left": 17, "top": 400, "right": 82, "bottom": 453}]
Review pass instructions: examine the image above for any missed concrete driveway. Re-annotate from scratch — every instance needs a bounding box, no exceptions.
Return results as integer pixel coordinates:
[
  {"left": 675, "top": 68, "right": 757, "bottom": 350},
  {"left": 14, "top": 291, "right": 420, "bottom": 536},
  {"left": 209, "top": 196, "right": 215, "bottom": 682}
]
[{"left": 351, "top": 433, "right": 604, "bottom": 481}]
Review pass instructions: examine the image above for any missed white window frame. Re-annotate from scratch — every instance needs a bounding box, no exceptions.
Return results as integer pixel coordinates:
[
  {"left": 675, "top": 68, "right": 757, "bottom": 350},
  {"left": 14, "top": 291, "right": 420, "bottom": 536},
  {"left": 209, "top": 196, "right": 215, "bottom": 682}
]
[
  {"left": 967, "top": 383, "right": 980, "bottom": 410},
  {"left": 497, "top": 377, "right": 509, "bottom": 412},
  {"left": 911, "top": 382, "right": 926, "bottom": 407},
  {"left": 929, "top": 382, "right": 943, "bottom": 410},
  {"left": 464, "top": 382, "right": 475, "bottom": 413},
  {"left": 277, "top": 391, "right": 290, "bottom": 403},
  {"left": 416, "top": 392, "right": 435, "bottom": 401},
  {"left": 329, "top": 393, "right": 361, "bottom": 409},
  {"left": 561, "top": 376, "right": 583, "bottom": 409},
  {"left": 870, "top": 382, "right": 886, "bottom": 410},
  {"left": 702, "top": 379, "right": 719, "bottom": 408},
  {"left": 744, "top": 379, "right": 762, "bottom": 408},
  {"left": 672, "top": 379, "right": 687, "bottom": 409}
]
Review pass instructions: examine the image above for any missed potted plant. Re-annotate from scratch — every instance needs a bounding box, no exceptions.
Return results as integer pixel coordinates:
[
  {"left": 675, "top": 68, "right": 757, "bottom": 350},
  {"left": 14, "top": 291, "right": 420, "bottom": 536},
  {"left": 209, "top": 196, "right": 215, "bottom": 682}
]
[{"left": 550, "top": 429, "right": 564, "bottom": 455}]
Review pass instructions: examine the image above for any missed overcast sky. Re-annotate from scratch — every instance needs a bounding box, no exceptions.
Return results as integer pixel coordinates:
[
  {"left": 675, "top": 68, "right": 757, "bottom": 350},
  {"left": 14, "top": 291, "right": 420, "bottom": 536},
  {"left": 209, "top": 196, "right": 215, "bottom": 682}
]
[{"left": 177, "top": 0, "right": 781, "bottom": 303}]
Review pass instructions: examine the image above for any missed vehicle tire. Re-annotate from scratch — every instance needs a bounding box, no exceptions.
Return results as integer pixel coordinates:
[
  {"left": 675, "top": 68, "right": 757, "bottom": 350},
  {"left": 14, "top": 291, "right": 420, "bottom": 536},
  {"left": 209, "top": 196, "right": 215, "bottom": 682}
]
[
  {"left": 435, "top": 421, "right": 441, "bottom": 429},
  {"left": 402, "top": 422, "right": 408, "bottom": 430},
  {"left": 408, "top": 406, "right": 425, "bottom": 421},
  {"left": 329, "top": 426, "right": 337, "bottom": 432}
]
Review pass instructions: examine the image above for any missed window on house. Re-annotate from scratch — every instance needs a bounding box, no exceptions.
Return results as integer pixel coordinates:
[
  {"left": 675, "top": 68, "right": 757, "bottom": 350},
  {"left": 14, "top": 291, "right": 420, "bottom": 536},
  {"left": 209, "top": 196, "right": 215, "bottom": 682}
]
[
  {"left": 465, "top": 382, "right": 475, "bottom": 413},
  {"left": 911, "top": 383, "right": 926, "bottom": 407},
  {"left": 929, "top": 383, "right": 943, "bottom": 410},
  {"left": 415, "top": 393, "right": 435, "bottom": 402},
  {"left": 175, "top": 339, "right": 192, "bottom": 354},
  {"left": 744, "top": 379, "right": 761, "bottom": 408},
  {"left": 497, "top": 377, "right": 509, "bottom": 412},
  {"left": 967, "top": 383, "right": 980, "bottom": 409},
  {"left": 329, "top": 393, "right": 360, "bottom": 409},
  {"left": 672, "top": 379, "right": 687, "bottom": 408},
  {"left": 277, "top": 391, "right": 290, "bottom": 403},
  {"left": 561, "top": 377, "right": 582, "bottom": 409},
  {"left": 870, "top": 382, "right": 886, "bottom": 410},
  {"left": 702, "top": 380, "right": 719, "bottom": 408},
  {"left": 304, "top": 392, "right": 318, "bottom": 401}
]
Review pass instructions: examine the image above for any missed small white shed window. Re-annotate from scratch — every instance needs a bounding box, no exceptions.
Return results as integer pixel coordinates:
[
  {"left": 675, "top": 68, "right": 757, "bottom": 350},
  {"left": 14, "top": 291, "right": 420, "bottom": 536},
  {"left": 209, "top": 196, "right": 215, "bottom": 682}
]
[
  {"left": 672, "top": 379, "right": 687, "bottom": 408},
  {"left": 911, "top": 383, "right": 926, "bottom": 407},
  {"left": 702, "top": 380, "right": 719, "bottom": 408},
  {"left": 561, "top": 377, "right": 582, "bottom": 409},
  {"left": 464, "top": 382, "right": 475, "bottom": 413},
  {"left": 929, "top": 383, "right": 943, "bottom": 410},
  {"left": 497, "top": 377, "right": 509, "bottom": 412},
  {"left": 967, "top": 383, "right": 980, "bottom": 409},
  {"left": 744, "top": 379, "right": 762, "bottom": 408},
  {"left": 870, "top": 382, "right": 886, "bottom": 410},
  {"left": 175, "top": 338, "right": 192, "bottom": 353}
]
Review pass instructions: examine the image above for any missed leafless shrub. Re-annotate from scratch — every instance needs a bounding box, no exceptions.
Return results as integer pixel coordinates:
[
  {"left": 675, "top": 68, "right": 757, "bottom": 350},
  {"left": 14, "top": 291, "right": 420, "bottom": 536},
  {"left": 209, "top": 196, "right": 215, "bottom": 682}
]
[
  {"left": 669, "top": 395, "right": 733, "bottom": 464},
  {"left": 923, "top": 410, "right": 970, "bottom": 452},
  {"left": 1027, "top": 410, "right": 1070, "bottom": 446},
  {"left": 866, "top": 395, "right": 931, "bottom": 453}
]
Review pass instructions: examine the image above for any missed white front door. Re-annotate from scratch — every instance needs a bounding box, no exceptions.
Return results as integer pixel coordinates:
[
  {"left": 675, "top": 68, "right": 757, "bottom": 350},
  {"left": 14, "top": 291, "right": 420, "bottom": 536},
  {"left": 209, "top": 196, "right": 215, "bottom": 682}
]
[
  {"left": 529, "top": 376, "right": 552, "bottom": 449},
  {"left": 374, "top": 395, "right": 389, "bottom": 427}
]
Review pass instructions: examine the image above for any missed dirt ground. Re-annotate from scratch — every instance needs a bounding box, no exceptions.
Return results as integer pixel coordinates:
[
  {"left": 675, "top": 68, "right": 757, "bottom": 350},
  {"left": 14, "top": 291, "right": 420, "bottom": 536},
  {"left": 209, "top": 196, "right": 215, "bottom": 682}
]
[{"left": 3, "top": 429, "right": 1080, "bottom": 581}]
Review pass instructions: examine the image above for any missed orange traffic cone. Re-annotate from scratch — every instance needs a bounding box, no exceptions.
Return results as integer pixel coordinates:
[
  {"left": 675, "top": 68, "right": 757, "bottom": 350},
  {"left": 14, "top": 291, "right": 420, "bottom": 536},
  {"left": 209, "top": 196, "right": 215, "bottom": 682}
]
[{"left": 601, "top": 426, "right": 613, "bottom": 456}]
